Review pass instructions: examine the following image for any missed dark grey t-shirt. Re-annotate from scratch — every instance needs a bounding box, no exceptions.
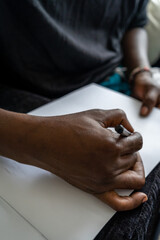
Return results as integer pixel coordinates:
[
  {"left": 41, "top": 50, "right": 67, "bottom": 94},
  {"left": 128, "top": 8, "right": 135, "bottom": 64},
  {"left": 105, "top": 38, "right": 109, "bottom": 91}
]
[{"left": 0, "top": 0, "right": 148, "bottom": 97}]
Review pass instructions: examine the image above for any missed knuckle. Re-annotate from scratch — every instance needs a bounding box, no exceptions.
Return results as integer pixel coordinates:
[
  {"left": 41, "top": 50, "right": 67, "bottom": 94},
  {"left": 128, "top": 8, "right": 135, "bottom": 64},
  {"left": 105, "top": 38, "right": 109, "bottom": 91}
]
[
  {"left": 116, "top": 109, "right": 126, "bottom": 118},
  {"left": 133, "top": 132, "right": 143, "bottom": 149}
]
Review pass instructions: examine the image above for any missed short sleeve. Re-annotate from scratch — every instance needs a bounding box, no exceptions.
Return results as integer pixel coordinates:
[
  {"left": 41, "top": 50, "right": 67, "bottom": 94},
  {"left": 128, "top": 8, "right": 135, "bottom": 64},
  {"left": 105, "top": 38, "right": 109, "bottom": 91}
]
[{"left": 128, "top": 0, "right": 149, "bottom": 30}]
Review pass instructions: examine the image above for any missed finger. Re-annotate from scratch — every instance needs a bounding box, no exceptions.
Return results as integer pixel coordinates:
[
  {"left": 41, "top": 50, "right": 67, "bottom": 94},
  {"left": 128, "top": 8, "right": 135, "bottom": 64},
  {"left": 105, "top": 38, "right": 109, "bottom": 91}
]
[
  {"left": 117, "top": 153, "right": 137, "bottom": 174},
  {"left": 95, "top": 190, "right": 148, "bottom": 211},
  {"left": 103, "top": 109, "right": 134, "bottom": 132},
  {"left": 113, "top": 170, "right": 145, "bottom": 189},
  {"left": 113, "top": 154, "right": 145, "bottom": 190},
  {"left": 131, "top": 153, "right": 145, "bottom": 176},
  {"left": 140, "top": 88, "right": 159, "bottom": 116},
  {"left": 117, "top": 132, "right": 143, "bottom": 156}
]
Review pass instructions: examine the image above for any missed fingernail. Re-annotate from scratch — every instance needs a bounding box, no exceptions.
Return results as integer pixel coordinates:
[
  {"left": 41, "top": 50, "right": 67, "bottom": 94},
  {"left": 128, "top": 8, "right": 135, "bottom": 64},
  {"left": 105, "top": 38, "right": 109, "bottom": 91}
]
[
  {"left": 141, "top": 106, "right": 148, "bottom": 116},
  {"left": 142, "top": 196, "right": 148, "bottom": 203}
]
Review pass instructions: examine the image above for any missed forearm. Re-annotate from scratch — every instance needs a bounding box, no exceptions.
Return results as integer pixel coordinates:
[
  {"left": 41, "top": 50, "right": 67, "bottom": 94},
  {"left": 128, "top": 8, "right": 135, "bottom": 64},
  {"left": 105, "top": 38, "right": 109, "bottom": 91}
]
[
  {"left": 0, "top": 108, "right": 45, "bottom": 167},
  {"left": 122, "top": 28, "right": 150, "bottom": 74}
]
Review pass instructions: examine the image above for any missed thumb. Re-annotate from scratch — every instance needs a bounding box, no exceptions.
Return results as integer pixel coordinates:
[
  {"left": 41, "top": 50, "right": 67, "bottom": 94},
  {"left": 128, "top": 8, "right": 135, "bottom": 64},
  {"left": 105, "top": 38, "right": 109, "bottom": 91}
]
[
  {"left": 95, "top": 190, "right": 148, "bottom": 211},
  {"left": 140, "top": 88, "right": 158, "bottom": 116}
]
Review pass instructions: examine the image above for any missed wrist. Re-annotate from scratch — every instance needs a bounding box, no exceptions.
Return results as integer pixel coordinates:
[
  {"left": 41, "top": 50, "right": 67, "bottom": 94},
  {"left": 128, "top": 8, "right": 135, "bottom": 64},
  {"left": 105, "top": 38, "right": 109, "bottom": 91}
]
[{"left": 129, "top": 66, "right": 152, "bottom": 83}]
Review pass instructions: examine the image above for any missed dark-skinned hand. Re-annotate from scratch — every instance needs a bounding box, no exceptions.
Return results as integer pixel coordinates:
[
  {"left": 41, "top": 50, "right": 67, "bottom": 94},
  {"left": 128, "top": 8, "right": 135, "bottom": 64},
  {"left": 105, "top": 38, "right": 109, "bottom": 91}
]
[
  {"left": 132, "top": 71, "right": 160, "bottom": 116},
  {"left": 26, "top": 109, "right": 147, "bottom": 211}
]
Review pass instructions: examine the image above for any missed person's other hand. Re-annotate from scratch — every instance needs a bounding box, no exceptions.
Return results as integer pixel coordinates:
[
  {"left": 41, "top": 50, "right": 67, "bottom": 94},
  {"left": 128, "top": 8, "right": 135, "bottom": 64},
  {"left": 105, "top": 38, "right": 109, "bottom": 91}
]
[
  {"left": 28, "top": 109, "right": 147, "bottom": 211},
  {"left": 132, "top": 72, "right": 160, "bottom": 116}
]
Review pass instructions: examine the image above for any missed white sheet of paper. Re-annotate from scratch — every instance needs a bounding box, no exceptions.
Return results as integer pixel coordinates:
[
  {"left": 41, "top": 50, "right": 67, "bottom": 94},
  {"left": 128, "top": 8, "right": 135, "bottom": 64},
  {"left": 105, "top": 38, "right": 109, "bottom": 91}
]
[
  {"left": 0, "top": 84, "right": 159, "bottom": 240},
  {"left": 0, "top": 196, "right": 46, "bottom": 240}
]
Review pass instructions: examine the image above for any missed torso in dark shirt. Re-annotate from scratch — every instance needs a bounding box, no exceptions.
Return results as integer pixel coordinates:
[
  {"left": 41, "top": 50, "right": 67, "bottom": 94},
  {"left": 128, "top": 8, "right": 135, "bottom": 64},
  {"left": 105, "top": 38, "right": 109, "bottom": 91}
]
[{"left": 0, "top": 0, "right": 148, "bottom": 97}]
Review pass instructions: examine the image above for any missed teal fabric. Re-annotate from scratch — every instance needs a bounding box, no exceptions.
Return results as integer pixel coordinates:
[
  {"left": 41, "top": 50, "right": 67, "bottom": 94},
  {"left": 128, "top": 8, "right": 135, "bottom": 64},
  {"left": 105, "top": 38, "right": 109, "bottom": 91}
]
[{"left": 100, "top": 72, "right": 131, "bottom": 96}]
